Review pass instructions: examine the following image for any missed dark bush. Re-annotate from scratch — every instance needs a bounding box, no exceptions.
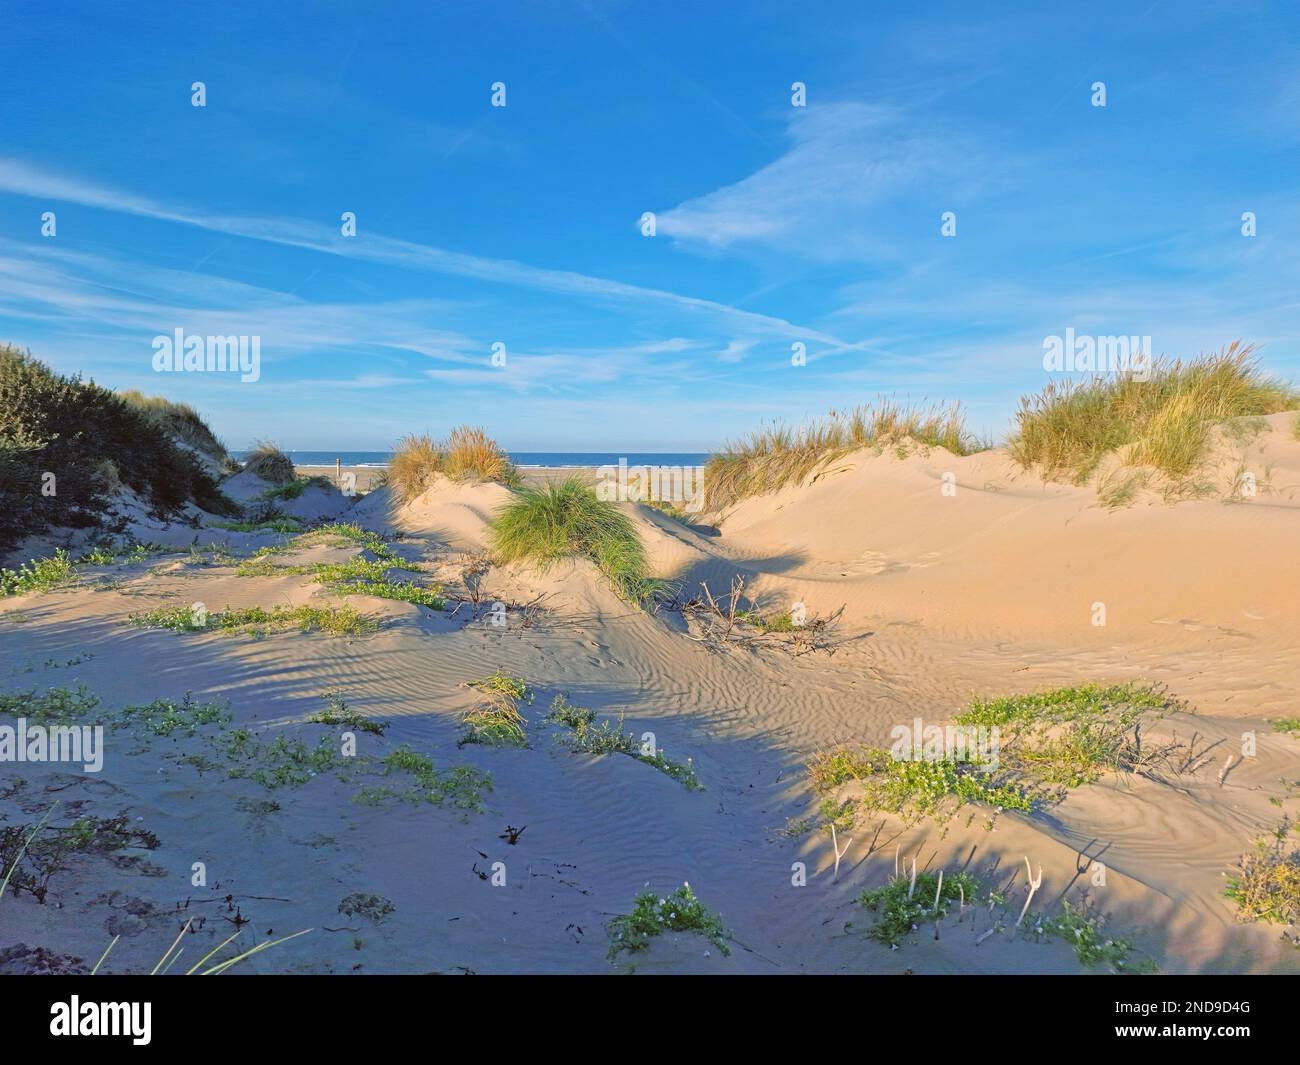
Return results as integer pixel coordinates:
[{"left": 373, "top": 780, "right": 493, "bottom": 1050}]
[{"left": 0, "top": 345, "right": 236, "bottom": 553}]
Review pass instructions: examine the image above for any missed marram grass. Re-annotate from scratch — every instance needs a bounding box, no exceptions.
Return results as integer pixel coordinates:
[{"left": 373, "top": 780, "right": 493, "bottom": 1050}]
[
  {"left": 242, "top": 440, "right": 297, "bottom": 485},
  {"left": 702, "top": 399, "right": 981, "bottom": 512},
  {"left": 490, "top": 477, "right": 654, "bottom": 603},
  {"left": 1009, "top": 342, "right": 1298, "bottom": 485},
  {"left": 388, "top": 426, "right": 519, "bottom": 503}
]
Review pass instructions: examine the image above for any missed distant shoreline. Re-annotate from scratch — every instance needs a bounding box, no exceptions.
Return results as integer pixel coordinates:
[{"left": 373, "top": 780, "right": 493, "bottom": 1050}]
[{"left": 241, "top": 451, "right": 713, "bottom": 470}]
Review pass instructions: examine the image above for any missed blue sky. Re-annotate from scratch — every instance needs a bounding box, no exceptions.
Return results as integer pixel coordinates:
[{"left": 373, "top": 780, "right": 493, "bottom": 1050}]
[{"left": 1, "top": 1, "right": 1297, "bottom": 451}]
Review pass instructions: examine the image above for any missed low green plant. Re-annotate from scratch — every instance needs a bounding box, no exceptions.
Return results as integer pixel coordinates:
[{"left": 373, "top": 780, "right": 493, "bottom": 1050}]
[
  {"left": 128, "top": 602, "right": 378, "bottom": 637},
  {"left": 0, "top": 550, "right": 75, "bottom": 597},
  {"left": 955, "top": 682, "right": 1179, "bottom": 789},
  {"left": 229, "top": 735, "right": 345, "bottom": 789},
  {"left": 547, "top": 694, "right": 702, "bottom": 789},
  {"left": 354, "top": 747, "right": 492, "bottom": 811},
  {"left": 309, "top": 690, "right": 385, "bottom": 735},
  {"left": 211, "top": 517, "right": 303, "bottom": 534},
  {"left": 1026, "top": 901, "right": 1150, "bottom": 971},
  {"left": 859, "top": 869, "right": 982, "bottom": 946},
  {"left": 0, "top": 685, "right": 100, "bottom": 725},
  {"left": 259, "top": 475, "right": 333, "bottom": 501},
  {"left": 607, "top": 884, "right": 729, "bottom": 959},
  {"left": 807, "top": 744, "right": 1029, "bottom": 827},
  {"left": 112, "top": 694, "right": 231, "bottom": 737}
]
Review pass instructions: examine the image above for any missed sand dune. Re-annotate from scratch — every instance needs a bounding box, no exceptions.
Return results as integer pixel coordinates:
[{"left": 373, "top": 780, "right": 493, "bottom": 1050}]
[{"left": 3, "top": 428, "right": 1299, "bottom": 974}]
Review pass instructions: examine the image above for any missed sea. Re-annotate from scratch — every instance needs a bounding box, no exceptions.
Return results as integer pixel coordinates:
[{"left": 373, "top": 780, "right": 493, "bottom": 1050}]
[{"left": 232, "top": 450, "right": 712, "bottom": 469}]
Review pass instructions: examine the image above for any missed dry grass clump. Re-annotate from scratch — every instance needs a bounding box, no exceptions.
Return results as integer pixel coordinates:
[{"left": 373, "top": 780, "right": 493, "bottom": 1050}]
[
  {"left": 442, "top": 426, "right": 519, "bottom": 485},
  {"left": 702, "top": 399, "right": 979, "bottom": 512},
  {"left": 388, "top": 433, "right": 442, "bottom": 502},
  {"left": 243, "top": 441, "right": 297, "bottom": 485},
  {"left": 388, "top": 427, "right": 518, "bottom": 503},
  {"left": 1009, "top": 342, "right": 1298, "bottom": 485},
  {"left": 460, "top": 673, "right": 533, "bottom": 747}
]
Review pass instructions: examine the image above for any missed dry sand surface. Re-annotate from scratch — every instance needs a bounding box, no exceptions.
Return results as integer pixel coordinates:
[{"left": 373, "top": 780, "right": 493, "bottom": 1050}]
[{"left": 3, "top": 414, "right": 1300, "bottom": 974}]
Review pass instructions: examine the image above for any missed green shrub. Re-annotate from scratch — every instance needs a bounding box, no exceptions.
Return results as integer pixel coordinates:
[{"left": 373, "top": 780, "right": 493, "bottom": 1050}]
[{"left": 0, "top": 346, "right": 235, "bottom": 553}]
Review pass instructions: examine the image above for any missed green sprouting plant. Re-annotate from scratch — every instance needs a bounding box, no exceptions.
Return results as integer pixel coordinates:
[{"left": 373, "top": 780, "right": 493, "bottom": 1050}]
[
  {"left": 354, "top": 747, "right": 492, "bottom": 811},
  {"left": 639, "top": 749, "right": 703, "bottom": 791},
  {"left": 954, "top": 682, "right": 1180, "bottom": 789},
  {"left": 546, "top": 693, "right": 596, "bottom": 730},
  {"left": 607, "top": 884, "right": 729, "bottom": 959},
  {"left": 0, "top": 549, "right": 75, "bottom": 597},
  {"left": 806, "top": 745, "right": 1029, "bottom": 828},
  {"left": 77, "top": 546, "right": 118, "bottom": 565},
  {"left": 111, "top": 694, "right": 231, "bottom": 737},
  {"left": 0, "top": 685, "right": 100, "bottom": 725},
  {"left": 957, "top": 682, "right": 1172, "bottom": 727},
  {"left": 547, "top": 695, "right": 702, "bottom": 789},
  {"left": 859, "top": 869, "right": 982, "bottom": 947},
  {"left": 460, "top": 673, "right": 532, "bottom": 747},
  {"left": 233, "top": 527, "right": 442, "bottom": 609},
  {"left": 228, "top": 735, "right": 346, "bottom": 789},
  {"left": 1272, "top": 718, "right": 1300, "bottom": 735},
  {"left": 309, "top": 690, "right": 385, "bottom": 735},
  {"left": 128, "top": 603, "right": 378, "bottom": 637},
  {"left": 210, "top": 517, "right": 303, "bottom": 533},
  {"left": 1025, "top": 901, "right": 1151, "bottom": 972}
]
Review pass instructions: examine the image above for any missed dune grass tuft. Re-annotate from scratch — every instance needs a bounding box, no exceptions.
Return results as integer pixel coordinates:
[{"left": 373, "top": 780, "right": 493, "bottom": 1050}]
[
  {"left": 388, "top": 433, "right": 442, "bottom": 502},
  {"left": 388, "top": 427, "right": 518, "bottom": 503},
  {"left": 243, "top": 441, "right": 297, "bottom": 485},
  {"left": 459, "top": 673, "right": 533, "bottom": 747},
  {"left": 702, "top": 399, "right": 980, "bottom": 511},
  {"left": 1009, "top": 342, "right": 1298, "bottom": 485},
  {"left": 441, "top": 425, "right": 519, "bottom": 485},
  {"left": 490, "top": 477, "right": 653, "bottom": 603}
]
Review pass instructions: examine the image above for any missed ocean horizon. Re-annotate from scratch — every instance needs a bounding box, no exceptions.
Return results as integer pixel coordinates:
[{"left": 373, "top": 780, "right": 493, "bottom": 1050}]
[{"left": 233, "top": 450, "right": 713, "bottom": 469}]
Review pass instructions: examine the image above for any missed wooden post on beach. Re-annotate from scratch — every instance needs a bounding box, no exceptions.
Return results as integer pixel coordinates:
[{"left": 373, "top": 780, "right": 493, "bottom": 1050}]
[{"left": 336, "top": 457, "right": 341, "bottom": 485}]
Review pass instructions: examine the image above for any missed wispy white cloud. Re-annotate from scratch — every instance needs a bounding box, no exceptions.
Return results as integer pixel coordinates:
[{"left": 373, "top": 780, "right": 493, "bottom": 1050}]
[
  {"left": 0, "top": 158, "right": 846, "bottom": 346},
  {"left": 654, "top": 102, "right": 984, "bottom": 258}
]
